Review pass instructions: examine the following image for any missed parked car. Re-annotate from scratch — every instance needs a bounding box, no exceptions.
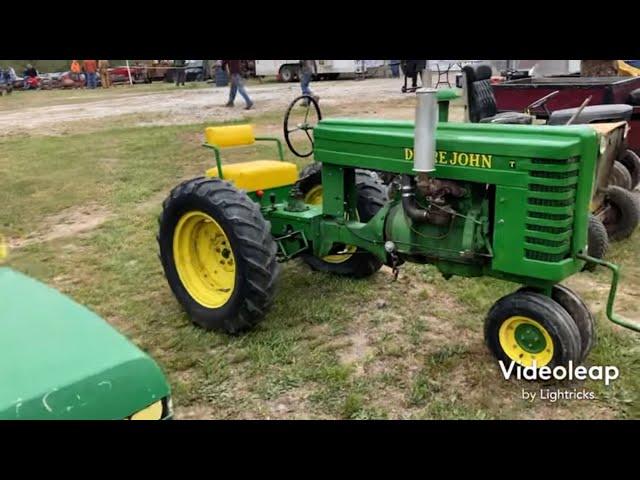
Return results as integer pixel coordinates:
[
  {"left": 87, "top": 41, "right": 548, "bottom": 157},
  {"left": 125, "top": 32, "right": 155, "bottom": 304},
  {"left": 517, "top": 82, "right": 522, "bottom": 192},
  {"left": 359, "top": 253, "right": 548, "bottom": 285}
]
[
  {"left": 186, "top": 60, "right": 211, "bottom": 81},
  {"left": 144, "top": 60, "right": 172, "bottom": 82},
  {"left": 0, "top": 69, "right": 15, "bottom": 95},
  {"left": 38, "top": 72, "right": 66, "bottom": 90},
  {"left": 165, "top": 60, "right": 213, "bottom": 83},
  {"left": 58, "top": 71, "right": 86, "bottom": 89},
  {"left": 108, "top": 65, "right": 150, "bottom": 84}
]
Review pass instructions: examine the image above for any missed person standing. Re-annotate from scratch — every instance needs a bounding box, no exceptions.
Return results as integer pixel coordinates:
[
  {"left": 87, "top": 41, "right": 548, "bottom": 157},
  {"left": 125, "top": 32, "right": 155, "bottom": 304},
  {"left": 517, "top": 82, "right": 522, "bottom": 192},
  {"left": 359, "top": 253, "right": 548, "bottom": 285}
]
[
  {"left": 83, "top": 60, "right": 98, "bottom": 89},
  {"left": 389, "top": 60, "right": 401, "bottom": 78},
  {"left": 299, "top": 60, "right": 319, "bottom": 104},
  {"left": 174, "top": 60, "right": 186, "bottom": 86},
  {"left": 98, "top": 59, "right": 111, "bottom": 88},
  {"left": 23, "top": 64, "right": 38, "bottom": 89},
  {"left": 403, "top": 60, "right": 427, "bottom": 90},
  {"left": 70, "top": 60, "right": 82, "bottom": 87},
  {"left": 222, "top": 60, "right": 253, "bottom": 110}
]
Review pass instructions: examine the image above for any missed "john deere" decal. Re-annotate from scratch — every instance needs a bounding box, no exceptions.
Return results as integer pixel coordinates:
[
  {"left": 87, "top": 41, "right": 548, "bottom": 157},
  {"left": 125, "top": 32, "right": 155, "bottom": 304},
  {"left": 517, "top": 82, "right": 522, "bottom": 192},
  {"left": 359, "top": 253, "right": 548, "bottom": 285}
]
[{"left": 404, "top": 149, "right": 493, "bottom": 169}]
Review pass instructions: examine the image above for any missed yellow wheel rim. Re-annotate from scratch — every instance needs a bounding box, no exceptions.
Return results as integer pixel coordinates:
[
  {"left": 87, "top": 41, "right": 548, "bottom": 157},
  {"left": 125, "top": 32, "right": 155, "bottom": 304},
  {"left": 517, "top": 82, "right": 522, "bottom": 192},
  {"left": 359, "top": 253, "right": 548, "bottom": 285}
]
[
  {"left": 499, "top": 316, "right": 554, "bottom": 367},
  {"left": 304, "top": 184, "right": 357, "bottom": 264},
  {"left": 173, "top": 211, "right": 236, "bottom": 308},
  {"left": 0, "top": 234, "right": 7, "bottom": 263}
]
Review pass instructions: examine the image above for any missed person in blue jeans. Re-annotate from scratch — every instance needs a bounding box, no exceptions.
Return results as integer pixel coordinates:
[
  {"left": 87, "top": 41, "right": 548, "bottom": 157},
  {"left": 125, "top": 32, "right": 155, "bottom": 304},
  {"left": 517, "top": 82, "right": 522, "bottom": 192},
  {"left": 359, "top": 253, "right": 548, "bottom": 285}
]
[
  {"left": 389, "top": 60, "right": 400, "bottom": 78},
  {"left": 299, "top": 60, "right": 319, "bottom": 106},
  {"left": 222, "top": 60, "right": 253, "bottom": 110},
  {"left": 85, "top": 72, "right": 97, "bottom": 89},
  {"left": 82, "top": 60, "right": 98, "bottom": 89}
]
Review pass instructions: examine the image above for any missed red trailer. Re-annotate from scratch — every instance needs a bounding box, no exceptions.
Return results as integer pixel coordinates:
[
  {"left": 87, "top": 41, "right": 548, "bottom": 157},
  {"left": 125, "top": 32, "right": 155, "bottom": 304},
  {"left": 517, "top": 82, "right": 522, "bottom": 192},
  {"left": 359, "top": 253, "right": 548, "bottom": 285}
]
[{"left": 493, "top": 76, "right": 640, "bottom": 156}]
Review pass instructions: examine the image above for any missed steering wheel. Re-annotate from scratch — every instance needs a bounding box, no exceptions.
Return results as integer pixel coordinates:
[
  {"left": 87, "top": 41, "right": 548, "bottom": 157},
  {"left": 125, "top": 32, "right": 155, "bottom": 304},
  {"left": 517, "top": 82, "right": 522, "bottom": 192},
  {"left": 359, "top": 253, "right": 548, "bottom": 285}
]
[
  {"left": 283, "top": 95, "right": 322, "bottom": 158},
  {"left": 525, "top": 90, "right": 560, "bottom": 117}
]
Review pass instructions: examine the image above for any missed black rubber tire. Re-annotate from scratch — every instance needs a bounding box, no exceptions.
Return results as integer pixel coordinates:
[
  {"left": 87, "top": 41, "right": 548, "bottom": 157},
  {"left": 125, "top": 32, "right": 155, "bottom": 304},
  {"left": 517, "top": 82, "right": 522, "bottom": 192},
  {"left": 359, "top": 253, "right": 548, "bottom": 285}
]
[
  {"left": 279, "top": 65, "right": 294, "bottom": 82},
  {"left": 619, "top": 149, "right": 640, "bottom": 190},
  {"left": 484, "top": 290, "right": 582, "bottom": 368},
  {"left": 611, "top": 160, "right": 632, "bottom": 190},
  {"left": 298, "top": 162, "right": 387, "bottom": 278},
  {"left": 517, "top": 285, "right": 596, "bottom": 363},
  {"left": 584, "top": 213, "right": 609, "bottom": 271},
  {"left": 550, "top": 285, "right": 596, "bottom": 363},
  {"left": 158, "top": 177, "right": 280, "bottom": 334},
  {"left": 602, "top": 185, "right": 640, "bottom": 241}
]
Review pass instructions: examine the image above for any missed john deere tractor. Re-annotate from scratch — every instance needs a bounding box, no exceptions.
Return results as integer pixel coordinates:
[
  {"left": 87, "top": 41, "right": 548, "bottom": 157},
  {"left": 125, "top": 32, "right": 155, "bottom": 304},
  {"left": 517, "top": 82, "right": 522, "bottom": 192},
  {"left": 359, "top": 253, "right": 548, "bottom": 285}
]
[{"left": 158, "top": 89, "right": 639, "bottom": 369}]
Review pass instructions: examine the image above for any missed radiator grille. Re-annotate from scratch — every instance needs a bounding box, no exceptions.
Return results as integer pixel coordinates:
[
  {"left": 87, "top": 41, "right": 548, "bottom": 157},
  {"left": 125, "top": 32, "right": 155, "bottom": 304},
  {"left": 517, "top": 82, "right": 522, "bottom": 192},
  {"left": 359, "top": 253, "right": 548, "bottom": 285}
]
[{"left": 524, "top": 157, "right": 578, "bottom": 262}]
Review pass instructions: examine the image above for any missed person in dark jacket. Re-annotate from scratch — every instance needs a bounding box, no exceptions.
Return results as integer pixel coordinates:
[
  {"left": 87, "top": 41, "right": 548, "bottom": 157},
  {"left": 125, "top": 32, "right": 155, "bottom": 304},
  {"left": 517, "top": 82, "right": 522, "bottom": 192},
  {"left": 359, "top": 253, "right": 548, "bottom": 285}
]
[
  {"left": 174, "top": 60, "right": 186, "bottom": 86},
  {"left": 222, "top": 60, "right": 253, "bottom": 110},
  {"left": 404, "top": 60, "right": 426, "bottom": 89},
  {"left": 24, "top": 65, "right": 38, "bottom": 78},
  {"left": 23, "top": 64, "right": 39, "bottom": 89}
]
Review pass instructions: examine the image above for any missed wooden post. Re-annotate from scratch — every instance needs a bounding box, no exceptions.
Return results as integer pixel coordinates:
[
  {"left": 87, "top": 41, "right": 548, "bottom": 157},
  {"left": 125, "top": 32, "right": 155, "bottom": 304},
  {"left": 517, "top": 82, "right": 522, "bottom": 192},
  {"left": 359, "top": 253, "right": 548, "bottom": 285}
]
[{"left": 126, "top": 60, "right": 133, "bottom": 86}]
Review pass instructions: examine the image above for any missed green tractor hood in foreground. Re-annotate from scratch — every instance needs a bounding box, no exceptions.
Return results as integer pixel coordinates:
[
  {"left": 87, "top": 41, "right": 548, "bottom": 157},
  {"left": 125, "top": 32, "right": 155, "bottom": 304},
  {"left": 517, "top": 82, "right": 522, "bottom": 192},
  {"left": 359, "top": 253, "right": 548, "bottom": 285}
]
[{"left": 0, "top": 267, "right": 171, "bottom": 419}]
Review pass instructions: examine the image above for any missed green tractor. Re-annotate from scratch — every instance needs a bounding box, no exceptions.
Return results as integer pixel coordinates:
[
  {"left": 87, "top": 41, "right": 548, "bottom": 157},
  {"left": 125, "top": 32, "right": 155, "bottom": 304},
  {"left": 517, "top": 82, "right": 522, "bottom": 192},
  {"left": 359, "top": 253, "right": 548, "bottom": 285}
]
[
  {"left": 0, "top": 237, "right": 172, "bottom": 420},
  {"left": 158, "top": 90, "right": 639, "bottom": 369}
]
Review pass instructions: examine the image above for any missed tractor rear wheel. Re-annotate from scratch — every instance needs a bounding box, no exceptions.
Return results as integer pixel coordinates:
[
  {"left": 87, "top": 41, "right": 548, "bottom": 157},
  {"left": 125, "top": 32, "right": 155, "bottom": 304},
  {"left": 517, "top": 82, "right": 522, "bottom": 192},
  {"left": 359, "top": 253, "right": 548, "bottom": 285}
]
[
  {"left": 611, "top": 161, "right": 632, "bottom": 190},
  {"left": 619, "top": 149, "right": 640, "bottom": 189},
  {"left": 484, "top": 290, "right": 582, "bottom": 368},
  {"left": 298, "top": 162, "right": 387, "bottom": 278},
  {"left": 158, "top": 177, "right": 280, "bottom": 334},
  {"left": 602, "top": 185, "right": 640, "bottom": 241}
]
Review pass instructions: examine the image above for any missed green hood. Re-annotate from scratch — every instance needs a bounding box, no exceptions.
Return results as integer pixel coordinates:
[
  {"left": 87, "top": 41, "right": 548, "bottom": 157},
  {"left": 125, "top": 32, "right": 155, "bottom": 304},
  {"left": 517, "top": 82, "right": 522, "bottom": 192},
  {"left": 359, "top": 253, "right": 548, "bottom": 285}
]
[{"left": 0, "top": 267, "right": 170, "bottom": 419}]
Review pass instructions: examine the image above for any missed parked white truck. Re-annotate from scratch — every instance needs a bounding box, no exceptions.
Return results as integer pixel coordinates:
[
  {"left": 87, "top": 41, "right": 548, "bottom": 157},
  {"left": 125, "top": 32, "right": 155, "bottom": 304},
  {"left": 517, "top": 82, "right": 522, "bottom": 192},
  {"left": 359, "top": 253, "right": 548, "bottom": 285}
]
[{"left": 254, "top": 60, "right": 376, "bottom": 82}]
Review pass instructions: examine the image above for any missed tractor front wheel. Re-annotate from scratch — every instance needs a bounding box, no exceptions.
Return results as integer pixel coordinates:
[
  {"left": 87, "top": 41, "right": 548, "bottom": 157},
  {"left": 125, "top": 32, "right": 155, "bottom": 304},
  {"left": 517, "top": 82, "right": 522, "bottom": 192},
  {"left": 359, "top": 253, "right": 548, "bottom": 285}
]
[
  {"left": 158, "top": 177, "right": 280, "bottom": 334},
  {"left": 484, "top": 290, "right": 582, "bottom": 368},
  {"left": 550, "top": 285, "right": 596, "bottom": 362},
  {"left": 298, "top": 162, "right": 387, "bottom": 278},
  {"left": 519, "top": 285, "right": 595, "bottom": 362}
]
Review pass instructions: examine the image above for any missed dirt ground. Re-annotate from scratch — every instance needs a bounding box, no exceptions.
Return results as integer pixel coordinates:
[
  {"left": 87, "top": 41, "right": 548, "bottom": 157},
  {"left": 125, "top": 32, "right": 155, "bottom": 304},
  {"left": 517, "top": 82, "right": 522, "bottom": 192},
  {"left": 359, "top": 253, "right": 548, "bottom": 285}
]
[{"left": 0, "top": 78, "right": 423, "bottom": 135}]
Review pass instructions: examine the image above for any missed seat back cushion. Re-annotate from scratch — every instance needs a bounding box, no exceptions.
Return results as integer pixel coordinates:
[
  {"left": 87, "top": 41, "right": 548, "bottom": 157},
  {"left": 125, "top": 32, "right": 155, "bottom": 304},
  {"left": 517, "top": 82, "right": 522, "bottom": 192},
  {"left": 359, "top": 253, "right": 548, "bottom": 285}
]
[
  {"left": 463, "top": 63, "right": 497, "bottom": 122},
  {"left": 205, "top": 124, "right": 255, "bottom": 148}
]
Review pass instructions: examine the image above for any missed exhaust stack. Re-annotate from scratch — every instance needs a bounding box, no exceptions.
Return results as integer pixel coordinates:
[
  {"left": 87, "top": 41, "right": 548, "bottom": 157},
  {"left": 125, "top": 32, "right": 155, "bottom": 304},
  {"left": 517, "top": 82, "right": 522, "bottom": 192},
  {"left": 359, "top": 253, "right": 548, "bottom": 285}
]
[{"left": 413, "top": 88, "right": 438, "bottom": 173}]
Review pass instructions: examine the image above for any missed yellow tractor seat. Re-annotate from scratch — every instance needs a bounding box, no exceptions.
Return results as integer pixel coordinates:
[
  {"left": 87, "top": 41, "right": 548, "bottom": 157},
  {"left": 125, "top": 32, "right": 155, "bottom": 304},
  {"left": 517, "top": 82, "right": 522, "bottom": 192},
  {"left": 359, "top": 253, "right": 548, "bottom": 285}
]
[{"left": 206, "top": 160, "right": 298, "bottom": 192}]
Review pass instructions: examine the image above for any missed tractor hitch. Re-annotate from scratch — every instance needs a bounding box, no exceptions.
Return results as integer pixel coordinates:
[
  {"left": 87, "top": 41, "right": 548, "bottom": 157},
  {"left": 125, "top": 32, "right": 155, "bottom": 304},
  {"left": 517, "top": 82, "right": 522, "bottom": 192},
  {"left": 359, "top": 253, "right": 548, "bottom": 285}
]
[{"left": 577, "top": 253, "right": 640, "bottom": 332}]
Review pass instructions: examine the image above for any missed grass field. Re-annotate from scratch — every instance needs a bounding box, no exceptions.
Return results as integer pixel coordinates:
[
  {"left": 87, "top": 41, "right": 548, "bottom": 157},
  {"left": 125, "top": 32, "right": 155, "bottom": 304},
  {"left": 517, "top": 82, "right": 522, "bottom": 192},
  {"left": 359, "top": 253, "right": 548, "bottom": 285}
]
[{"left": 2, "top": 86, "right": 639, "bottom": 419}]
